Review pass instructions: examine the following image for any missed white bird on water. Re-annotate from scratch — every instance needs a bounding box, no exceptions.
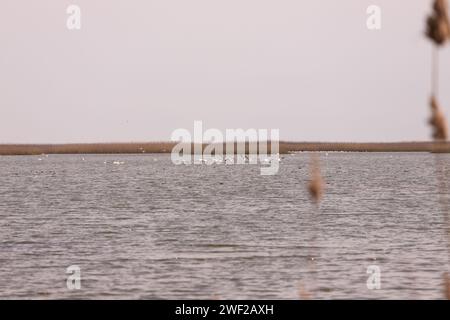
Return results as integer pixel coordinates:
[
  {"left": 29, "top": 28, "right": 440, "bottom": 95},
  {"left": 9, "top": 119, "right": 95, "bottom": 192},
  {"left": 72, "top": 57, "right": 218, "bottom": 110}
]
[{"left": 224, "top": 157, "right": 234, "bottom": 164}]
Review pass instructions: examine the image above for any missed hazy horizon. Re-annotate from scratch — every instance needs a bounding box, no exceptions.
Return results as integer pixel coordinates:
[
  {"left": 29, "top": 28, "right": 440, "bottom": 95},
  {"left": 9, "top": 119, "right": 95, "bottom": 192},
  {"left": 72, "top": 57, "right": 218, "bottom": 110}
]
[{"left": 1, "top": 1, "right": 450, "bottom": 143}]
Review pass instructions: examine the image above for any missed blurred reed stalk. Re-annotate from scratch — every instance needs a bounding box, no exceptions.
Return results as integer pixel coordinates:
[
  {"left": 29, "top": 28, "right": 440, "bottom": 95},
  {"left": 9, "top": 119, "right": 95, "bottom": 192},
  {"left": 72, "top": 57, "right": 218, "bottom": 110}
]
[
  {"left": 445, "top": 273, "right": 450, "bottom": 299},
  {"left": 299, "top": 154, "right": 325, "bottom": 299},
  {"left": 426, "top": 0, "right": 450, "bottom": 299}
]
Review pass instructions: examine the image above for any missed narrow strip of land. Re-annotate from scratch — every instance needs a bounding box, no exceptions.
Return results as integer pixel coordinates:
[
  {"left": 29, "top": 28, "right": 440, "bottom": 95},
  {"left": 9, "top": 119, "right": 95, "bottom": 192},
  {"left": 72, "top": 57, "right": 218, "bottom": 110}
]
[{"left": 0, "top": 141, "right": 449, "bottom": 155}]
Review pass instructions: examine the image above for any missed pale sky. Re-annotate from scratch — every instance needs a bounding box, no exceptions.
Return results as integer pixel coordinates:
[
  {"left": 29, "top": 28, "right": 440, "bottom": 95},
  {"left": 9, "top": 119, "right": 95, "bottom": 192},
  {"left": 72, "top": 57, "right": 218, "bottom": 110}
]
[{"left": 1, "top": 0, "right": 449, "bottom": 143}]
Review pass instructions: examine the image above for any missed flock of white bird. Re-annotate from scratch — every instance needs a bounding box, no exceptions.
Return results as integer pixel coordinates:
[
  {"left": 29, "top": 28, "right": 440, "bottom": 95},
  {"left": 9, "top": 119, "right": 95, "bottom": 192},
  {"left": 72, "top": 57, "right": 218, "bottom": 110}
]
[
  {"left": 36, "top": 154, "right": 286, "bottom": 166},
  {"left": 174, "top": 154, "right": 283, "bottom": 166}
]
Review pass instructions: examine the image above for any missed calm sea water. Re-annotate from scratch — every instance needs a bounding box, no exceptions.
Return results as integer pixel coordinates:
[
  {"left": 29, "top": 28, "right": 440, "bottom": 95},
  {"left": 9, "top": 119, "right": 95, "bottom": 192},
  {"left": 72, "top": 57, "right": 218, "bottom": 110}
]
[{"left": 0, "top": 153, "right": 449, "bottom": 299}]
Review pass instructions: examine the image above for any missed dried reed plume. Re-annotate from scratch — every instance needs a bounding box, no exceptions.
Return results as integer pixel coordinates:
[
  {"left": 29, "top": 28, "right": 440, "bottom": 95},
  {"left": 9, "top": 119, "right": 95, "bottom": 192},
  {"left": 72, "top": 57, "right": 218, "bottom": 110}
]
[
  {"left": 426, "top": 0, "right": 450, "bottom": 45},
  {"left": 308, "top": 154, "right": 324, "bottom": 204},
  {"left": 429, "top": 96, "right": 449, "bottom": 140},
  {"left": 426, "top": 1, "right": 449, "bottom": 142}
]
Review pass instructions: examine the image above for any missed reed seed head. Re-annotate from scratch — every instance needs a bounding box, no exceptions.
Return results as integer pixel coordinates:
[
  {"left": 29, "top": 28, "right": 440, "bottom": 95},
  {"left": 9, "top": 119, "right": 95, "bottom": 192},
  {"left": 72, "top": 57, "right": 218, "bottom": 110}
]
[
  {"left": 429, "top": 96, "right": 449, "bottom": 141},
  {"left": 308, "top": 154, "right": 324, "bottom": 203},
  {"left": 426, "top": 0, "right": 450, "bottom": 45}
]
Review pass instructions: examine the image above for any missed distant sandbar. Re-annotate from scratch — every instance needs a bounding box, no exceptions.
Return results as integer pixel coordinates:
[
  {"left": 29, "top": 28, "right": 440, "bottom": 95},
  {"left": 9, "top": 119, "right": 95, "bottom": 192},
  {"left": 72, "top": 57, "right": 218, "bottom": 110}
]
[{"left": 0, "top": 141, "right": 449, "bottom": 155}]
